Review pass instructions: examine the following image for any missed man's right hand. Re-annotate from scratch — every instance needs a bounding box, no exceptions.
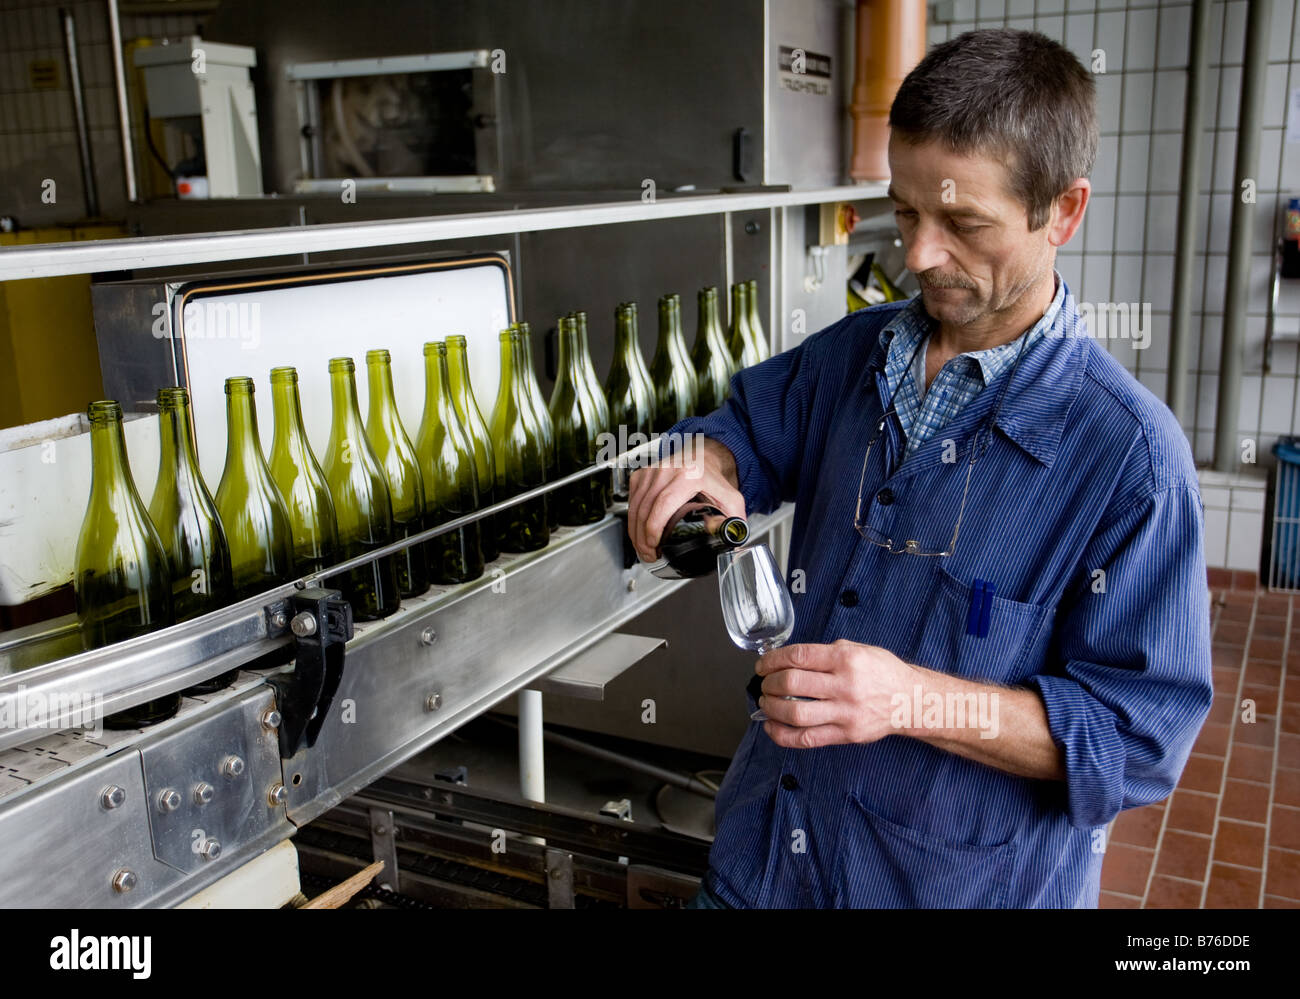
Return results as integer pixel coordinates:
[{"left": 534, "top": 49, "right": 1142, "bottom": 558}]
[{"left": 627, "top": 437, "right": 746, "bottom": 563}]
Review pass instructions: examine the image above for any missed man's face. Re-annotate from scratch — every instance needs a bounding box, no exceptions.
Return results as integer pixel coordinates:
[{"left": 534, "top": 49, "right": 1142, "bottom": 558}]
[{"left": 886, "top": 134, "right": 1056, "bottom": 331}]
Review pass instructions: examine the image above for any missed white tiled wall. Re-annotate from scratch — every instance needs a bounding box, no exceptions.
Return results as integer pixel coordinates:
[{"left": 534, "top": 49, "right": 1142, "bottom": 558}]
[
  {"left": 0, "top": 0, "right": 209, "bottom": 223},
  {"left": 930, "top": 0, "right": 1300, "bottom": 575}
]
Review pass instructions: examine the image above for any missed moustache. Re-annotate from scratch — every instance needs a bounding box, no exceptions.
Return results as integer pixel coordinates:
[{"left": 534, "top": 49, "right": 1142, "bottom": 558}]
[{"left": 920, "top": 273, "right": 974, "bottom": 290}]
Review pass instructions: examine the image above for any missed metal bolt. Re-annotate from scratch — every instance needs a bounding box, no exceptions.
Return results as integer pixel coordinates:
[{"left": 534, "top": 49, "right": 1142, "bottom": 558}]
[
  {"left": 267, "top": 783, "right": 288, "bottom": 806},
  {"left": 270, "top": 610, "right": 288, "bottom": 631},
  {"left": 374, "top": 824, "right": 388, "bottom": 836},
  {"left": 100, "top": 785, "right": 126, "bottom": 810},
  {"left": 745, "top": 220, "right": 761, "bottom": 234},
  {"left": 424, "top": 692, "right": 442, "bottom": 712},
  {"left": 111, "top": 869, "right": 138, "bottom": 894},
  {"left": 420, "top": 627, "right": 437, "bottom": 646},
  {"left": 156, "top": 788, "right": 182, "bottom": 813},
  {"left": 626, "top": 578, "right": 636, "bottom": 592},
  {"left": 261, "top": 709, "right": 282, "bottom": 730},
  {"left": 221, "top": 755, "right": 245, "bottom": 778},
  {"left": 290, "top": 611, "right": 317, "bottom": 637},
  {"left": 193, "top": 782, "right": 215, "bottom": 805},
  {"left": 198, "top": 838, "right": 221, "bottom": 861}
]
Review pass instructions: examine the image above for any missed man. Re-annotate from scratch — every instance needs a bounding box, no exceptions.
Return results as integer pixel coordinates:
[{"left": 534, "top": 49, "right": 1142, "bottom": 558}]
[{"left": 629, "top": 28, "right": 1212, "bottom": 908}]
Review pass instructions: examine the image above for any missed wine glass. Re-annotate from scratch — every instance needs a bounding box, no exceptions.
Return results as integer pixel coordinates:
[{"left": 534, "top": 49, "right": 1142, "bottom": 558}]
[{"left": 717, "top": 543, "right": 808, "bottom": 722}]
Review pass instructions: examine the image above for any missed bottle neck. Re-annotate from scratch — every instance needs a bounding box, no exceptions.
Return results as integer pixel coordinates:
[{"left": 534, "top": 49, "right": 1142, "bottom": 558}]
[
  {"left": 270, "top": 378, "right": 311, "bottom": 454},
  {"left": 447, "top": 344, "right": 476, "bottom": 412},
  {"left": 556, "top": 323, "right": 577, "bottom": 389},
  {"left": 225, "top": 389, "right": 264, "bottom": 467},
  {"left": 328, "top": 366, "right": 365, "bottom": 439},
  {"left": 158, "top": 398, "right": 203, "bottom": 488},
  {"left": 656, "top": 300, "right": 674, "bottom": 349},
  {"left": 367, "top": 357, "right": 401, "bottom": 429},
  {"left": 89, "top": 413, "right": 132, "bottom": 499},
  {"left": 697, "top": 294, "right": 719, "bottom": 346},
  {"left": 614, "top": 311, "right": 638, "bottom": 364},
  {"left": 731, "top": 286, "right": 747, "bottom": 329}
]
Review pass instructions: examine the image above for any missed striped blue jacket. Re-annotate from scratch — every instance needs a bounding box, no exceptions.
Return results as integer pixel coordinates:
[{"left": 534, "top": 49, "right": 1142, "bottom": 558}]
[{"left": 668, "top": 283, "right": 1213, "bottom": 908}]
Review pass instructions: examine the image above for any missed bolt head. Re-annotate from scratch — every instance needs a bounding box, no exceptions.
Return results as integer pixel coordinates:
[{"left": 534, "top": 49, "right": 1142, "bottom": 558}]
[
  {"left": 111, "top": 869, "right": 137, "bottom": 894},
  {"left": 270, "top": 610, "right": 288, "bottom": 631},
  {"left": 193, "top": 782, "right": 214, "bottom": 805},
  {"left": 261, "top": 709, "right": 282, "bottom": 730},
  {"left": 157, "top": 788, "right": 182, "bottom": 813},
  {"left": 101, "top": 785, "right": 126, "bottom": 810},
  {"left": 221, "top": 755, "right": 245, "bottom": 778},
  {"left": 290, "top": 611, "right": 317, "bottom": 637},
  {"left": 420, "top": 627, "right": 437, "bottom": 646},
  {"left": 626, "top": 578, "right": 636, "bottom": 592},
  {"left": 424, "top": 692, "right": 442, "bottom": 712},
  {"left": 199, "top": 838, "right": 221, "bottom": 861},
  {"left": 267, "top": 783, "right": 288, "bottom": 806}
]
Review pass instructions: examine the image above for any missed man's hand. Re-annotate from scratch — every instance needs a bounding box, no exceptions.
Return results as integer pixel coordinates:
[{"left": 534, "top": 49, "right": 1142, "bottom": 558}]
[
  {"left": 756, "top": 639, "right": 916, "bottom": 748},
  {"left": 627, "top": 437, "right": 745, "bottom": 563},
  {"left": 757, "top": 639, "right": 1066, "bottom": 780}
]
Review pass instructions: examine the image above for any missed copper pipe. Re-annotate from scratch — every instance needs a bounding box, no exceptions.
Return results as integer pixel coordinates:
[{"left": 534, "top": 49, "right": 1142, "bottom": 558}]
[{"left": 849, "top": 0, "right": 928, "bottom": 182}]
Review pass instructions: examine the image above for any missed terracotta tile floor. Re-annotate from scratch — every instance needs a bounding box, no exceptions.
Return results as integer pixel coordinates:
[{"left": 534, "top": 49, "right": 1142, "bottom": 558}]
[{"left": 1099, "top": 573, "right": 1300, "bottom": 908}]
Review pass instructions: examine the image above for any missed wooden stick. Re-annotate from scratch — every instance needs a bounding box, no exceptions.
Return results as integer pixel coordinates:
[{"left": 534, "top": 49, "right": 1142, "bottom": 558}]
[{"left": 300, "top": 860, "right": 386, "bottom": 910}]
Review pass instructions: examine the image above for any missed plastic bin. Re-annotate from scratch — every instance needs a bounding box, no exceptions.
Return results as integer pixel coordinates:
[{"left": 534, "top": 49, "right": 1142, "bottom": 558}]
[{"left": 1270, "top": 438, "right": 1300, "bottom": 589}]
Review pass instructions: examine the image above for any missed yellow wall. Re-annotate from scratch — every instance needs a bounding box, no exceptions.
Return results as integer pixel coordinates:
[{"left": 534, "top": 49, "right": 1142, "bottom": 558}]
[{"left": 0, "top": 224, "right": 124, "bottom": 428}]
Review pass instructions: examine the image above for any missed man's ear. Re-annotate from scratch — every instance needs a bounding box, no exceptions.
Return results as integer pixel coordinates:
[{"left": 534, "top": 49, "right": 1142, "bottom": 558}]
[{"left": 1048, "top": 179, "right": 1090, "bottom": 248}]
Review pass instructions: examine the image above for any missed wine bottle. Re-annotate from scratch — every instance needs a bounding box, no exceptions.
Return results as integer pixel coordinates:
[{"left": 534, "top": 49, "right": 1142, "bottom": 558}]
[
  {"left": 215, "top": 376, "right": 295, "bottom": 610},
  {"left": 366, "top": 349, "right": 431, "bottom": 598},
  {"left": 268, "top": 366, "right": 340, "bottom": 579},
  {"left": 604, "top": 302, "right": 657, "bottom": 441},
  {"left": 549, "top": 317, "right": 605, "bottom": 525},
  {"left": 570, "top": 310, "right": 613, "bottom": 510},
  {"left": 75, "top": 400, "right": 179, "bottom": 728},
  {"left": 644, "top": 493, "right": 750, "bottom": 579},
  {"left": 321, "top": 357, "right": 401, "bottom": 621},
  {"left": 728, "top": 282, "right": 762, "bottom": 370},
  {"left": 149, "top": 387, "right": 237, "bottom": 695},
  {"left": 515, "top": 322, "right": 558, "bottom": 531},
  {"left": 490, "top": 329, "right": 549, "bottom": 552},
  {"left": 649, "top": 293, "right": 698, "bottom": 433},
  {"left": 416, "top": 342, "right": 485, "bottom": 584},
  {"left": 692, "top": 287, "right": 734, "bottom": 416},
  {"left": 745, "top": 278, "right": 772, "bottom": 362},
  {"left": 446, "top": 334, "right": 499, "bottom": 563}
]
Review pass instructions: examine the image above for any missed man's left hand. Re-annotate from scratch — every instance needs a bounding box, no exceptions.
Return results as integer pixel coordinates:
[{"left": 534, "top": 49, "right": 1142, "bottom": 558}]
[{"left": 756, "top": 639, "right": 916, "bottom": 748}]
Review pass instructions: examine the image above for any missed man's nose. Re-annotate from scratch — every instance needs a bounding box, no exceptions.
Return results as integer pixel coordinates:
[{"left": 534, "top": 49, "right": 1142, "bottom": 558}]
[{"left": 903, "top": 220, "right": 950, "bottom": 276}]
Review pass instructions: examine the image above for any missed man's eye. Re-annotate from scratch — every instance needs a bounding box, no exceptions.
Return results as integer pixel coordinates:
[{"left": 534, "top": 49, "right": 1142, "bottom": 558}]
[{"left": 951, "top": 221, "right": 979, "bottom": 233}]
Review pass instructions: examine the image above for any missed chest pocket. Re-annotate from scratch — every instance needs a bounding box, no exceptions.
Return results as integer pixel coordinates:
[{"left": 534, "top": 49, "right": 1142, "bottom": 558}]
[{"left": 913, "top": 565, "right": 1056, "bottom": 685}]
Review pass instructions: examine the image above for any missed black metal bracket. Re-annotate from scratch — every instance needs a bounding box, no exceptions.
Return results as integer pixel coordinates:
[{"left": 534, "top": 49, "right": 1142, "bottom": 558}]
[
  {"left": 267, "top": 587, "right": 354, "bottom": 759},
  {"left": 614, "top": 510, "right": 639, "bottom": 570}
]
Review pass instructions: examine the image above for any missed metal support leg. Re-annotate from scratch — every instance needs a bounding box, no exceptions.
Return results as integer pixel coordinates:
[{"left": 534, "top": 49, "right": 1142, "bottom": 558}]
[{"left": 368, "top": 807, "right": 399, "bottom": 893}]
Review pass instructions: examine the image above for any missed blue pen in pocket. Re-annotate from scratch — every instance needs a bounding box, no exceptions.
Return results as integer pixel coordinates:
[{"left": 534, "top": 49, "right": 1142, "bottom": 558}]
[{"left": 966, "top": 578, "right": 996, "bottom": 638}]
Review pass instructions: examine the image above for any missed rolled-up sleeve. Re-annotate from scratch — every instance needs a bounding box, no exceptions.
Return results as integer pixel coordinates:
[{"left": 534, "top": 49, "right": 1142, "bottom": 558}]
[
  {"left": 1026, "top": 484, "right": 1213, "bottom": 828},
  {"left": 665, "top": 338, "right": 820, "bottom": 516}
]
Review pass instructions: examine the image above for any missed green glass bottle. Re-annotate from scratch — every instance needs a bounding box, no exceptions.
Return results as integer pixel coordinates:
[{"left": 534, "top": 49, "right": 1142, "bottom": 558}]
[
  {"left": 321, "top": 357, "right": 401, "bottom": 620},
  {"left": 75, "top": 400, "right": 179, "bottom": 728},
  {"left": 489, "top": 329, "right": 549, "bottom": 552},
  {"left": 416, "top": 342, "right": 485, "bottom": 584},
  {"left": 548, "top": 317, "right": 605, "bottom": 525},
  {"left": 691, "top": 287, "right": 734, "bottom": 416},
  {"left": 650, "top": 293, "right": 699, "bottom": 433},
  {"left": 570, "top": 310, "right": 612, "bottom": 510},
  {"left": 728, "top": 282, "right": 762, "bottom": 370},
  {"left": 215, "top": 376, "right": 295, "bottom": 605},
  {"left": 515, "top": 322, "right": 558, "bottom": 530},
  {"left": 268, "top": 366, "right": 340, "bottom": 580},
  {"left": 366, "top": 349, "right": 430, "bottom": 598},
  {"left": 446, "top": 335, "right": 498, "bottom": 563},
  {"left": 149, "top": 387, "right": 237, "bottom": 695},
  {"left": 604, "top": 302, "right": 657, "bottom": 443},
  {"left": 745, "top": 278, "right": 772, "bottom": 362}
]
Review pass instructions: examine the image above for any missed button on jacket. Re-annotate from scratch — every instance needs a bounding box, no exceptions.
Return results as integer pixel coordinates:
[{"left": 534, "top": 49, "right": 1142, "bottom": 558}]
[{"left": 667, "top": 279, "right": 1213, "bottom": 908}]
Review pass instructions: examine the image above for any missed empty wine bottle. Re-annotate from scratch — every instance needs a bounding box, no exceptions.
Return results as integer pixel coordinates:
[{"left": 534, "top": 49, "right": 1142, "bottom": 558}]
[
  {"left": 650, "top": 293, "right": 698, "bottom": 433},
  {"left": 745, "top": 278, "right": 772, "bottom": 362},
  {"left": 215, "top": 376, "right": 295, "bottom": 612},
  {"left": 269, "top": 366, "right": 340, "bottom": 580},
  {"left": 549, "top": 317, "right": 605, "bottom": 525},
  {"left": 728, "top": 282, "right": 762, "bottom": 370},
  {"left": 321, "top": 357, "right": 401, "bottom": 621},
  {"left": 446, "top": 334, "right": 499, "bottom": 563},
  {"left": 692, "top": 287, "right": 734, "bottom": 416},
  {"left": 490, "top": 329, "right": 549, "bottom": 552},
  {"left": 75, "top": 400, "right": 179, "bottom": 728},
  {"left": 416, "top": 342, "right": 485, "bottom": 584},
  {"left": 366, "top": 349, "right": 430, "bottom": 598},
  {"left": 645, "top": 493, "right": 750, "bottom": 580},
  {"left": 515, "top": 322, "right": 558, "bottom": 530},
  {"left": 570, "top": 310, "right": 612, "bottom": 508},
  {"left": 605, "top": 302, "right": 656, "bottom": 440},
  {"left": 149, "top": 387, "right": 237, "bottom": 695}
]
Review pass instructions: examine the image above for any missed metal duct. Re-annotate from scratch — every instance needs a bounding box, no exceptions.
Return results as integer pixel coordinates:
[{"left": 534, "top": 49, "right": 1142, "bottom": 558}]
[{"left": 848, "top": 0, "right": 927, "bottom": 182}]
